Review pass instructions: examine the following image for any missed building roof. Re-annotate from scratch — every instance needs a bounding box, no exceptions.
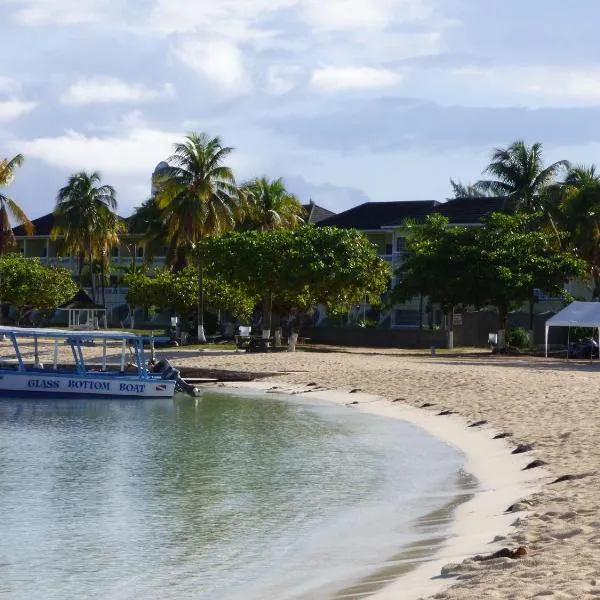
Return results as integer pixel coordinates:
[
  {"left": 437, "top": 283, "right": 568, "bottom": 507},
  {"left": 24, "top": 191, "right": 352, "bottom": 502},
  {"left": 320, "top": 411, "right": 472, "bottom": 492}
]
[
  {"left": 302, "top": 201, "right": 336, "bottom": 224},
  {"left": 432, "top": 196, "right": 509, "bottom": 224},
  {"left": 13, "top": 212, "right": 133, "bottom": 236},
  {"left": 318, "top": 200, "right": 440, "bottom": 230},
  {"left": 13, "top": 212, "right": 55, "bottom": 236}
]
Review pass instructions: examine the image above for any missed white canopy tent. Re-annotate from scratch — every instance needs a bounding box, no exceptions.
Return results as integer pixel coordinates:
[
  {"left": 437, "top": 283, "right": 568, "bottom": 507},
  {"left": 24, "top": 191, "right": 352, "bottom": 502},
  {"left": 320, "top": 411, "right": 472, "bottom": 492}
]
[{"left": 545, "top": 301, "right": 600, "bottom": 357}]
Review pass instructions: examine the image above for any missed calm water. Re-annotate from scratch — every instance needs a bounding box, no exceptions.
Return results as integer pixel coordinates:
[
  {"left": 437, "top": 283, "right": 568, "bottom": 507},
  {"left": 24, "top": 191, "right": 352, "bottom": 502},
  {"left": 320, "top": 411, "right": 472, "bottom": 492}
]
[{"left": 0, "top": 390, "right": 470, "bottom": 600}]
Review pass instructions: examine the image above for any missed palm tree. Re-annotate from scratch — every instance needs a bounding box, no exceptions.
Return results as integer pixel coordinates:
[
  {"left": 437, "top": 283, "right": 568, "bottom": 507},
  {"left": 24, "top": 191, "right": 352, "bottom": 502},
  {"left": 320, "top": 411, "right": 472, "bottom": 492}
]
[
  {"left": 564, "top": 164, "right": 600, "bottom": 188},
  {"left": 558, "top": 181, "right": 600, "bottom": 299},
  {"left": 0, "top": 154, "right": 34, "bottom": 253},
  {"left": 241, "top": 177, "right": 305, "bottom": 231},
  {"left": 477, "top": 140, "right": 569, "bottom": 212},
  {"left": 52, "top": 171, "right": 119, "bottom": 304},
  {"left": 129, "top": 197, "right": 169, "bottom": 264},
  {"left": 477, "top": 141, "right": 569, "bottom": 344},
  {"left": 0, "top": 153, "right": 34, "bottom": 326},
  {"left": 448, "top": 179, "right": 488, "bottom": 199},
  {"left": 152, "top": 132, "right": 241, "bottom": 342}
]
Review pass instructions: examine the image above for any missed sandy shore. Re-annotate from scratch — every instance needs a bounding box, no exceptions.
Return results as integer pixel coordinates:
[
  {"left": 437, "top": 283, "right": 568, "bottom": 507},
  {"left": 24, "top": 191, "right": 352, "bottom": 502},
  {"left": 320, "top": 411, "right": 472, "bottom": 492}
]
[{"left": 4, "top": 340, "right": 599, "bottom": 598}]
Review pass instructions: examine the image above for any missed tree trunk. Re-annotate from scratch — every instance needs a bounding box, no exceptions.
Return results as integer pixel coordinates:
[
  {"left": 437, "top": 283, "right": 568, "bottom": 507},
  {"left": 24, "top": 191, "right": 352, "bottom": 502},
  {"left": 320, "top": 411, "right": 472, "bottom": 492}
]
[
  {"left": 419, "top": 294, "right": 424, "bottom": 331},
  {"left": 528, "top": 300, "right": 535, "bottom": 347},
  {"left": 262, "top": 294, "right": 272, "bottom": 338},
  {"left": 89, "top": 252, "right": 96, "bottom": 302},
  {"left": 497, "top": 306, "right": 508, "bottom": 349},
  {"left": 78, "top": 254, "right": 84, "bottom": 287},
  {"left": 197, "top": 265, "right": 206, "bottom": 343},
  {"left": 446, "top": 308, "right": 454, "bottom": 350},
  {"left": 101, "top": 257, "right": 106, "bottom": 307}
]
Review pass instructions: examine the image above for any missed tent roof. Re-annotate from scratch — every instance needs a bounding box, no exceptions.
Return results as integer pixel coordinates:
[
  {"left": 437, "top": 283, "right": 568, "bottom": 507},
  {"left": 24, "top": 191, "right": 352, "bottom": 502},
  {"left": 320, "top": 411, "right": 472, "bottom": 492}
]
[
  {"left": 58, "top": 289, "right": 105, "bottom": 310},
  {"left": 546, "top": 301, "right": 600, "bottom": 328}
]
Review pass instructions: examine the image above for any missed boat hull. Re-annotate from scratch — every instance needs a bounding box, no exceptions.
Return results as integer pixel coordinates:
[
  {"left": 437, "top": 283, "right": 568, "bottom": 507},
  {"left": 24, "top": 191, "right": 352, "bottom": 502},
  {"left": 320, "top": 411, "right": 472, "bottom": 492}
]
[{"left": 0, "top": 371, "right": 176, "bottom": 399}]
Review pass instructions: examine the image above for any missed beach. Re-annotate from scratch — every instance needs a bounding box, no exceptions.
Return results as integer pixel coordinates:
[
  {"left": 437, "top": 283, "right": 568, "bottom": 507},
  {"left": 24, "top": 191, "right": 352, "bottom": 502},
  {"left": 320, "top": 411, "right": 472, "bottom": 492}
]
[
  {"left": 164, "top": 347, "right": 597, "bottom": 599},
  {"left": 3, "top": 340, "right": 598, "bottom": 598}
]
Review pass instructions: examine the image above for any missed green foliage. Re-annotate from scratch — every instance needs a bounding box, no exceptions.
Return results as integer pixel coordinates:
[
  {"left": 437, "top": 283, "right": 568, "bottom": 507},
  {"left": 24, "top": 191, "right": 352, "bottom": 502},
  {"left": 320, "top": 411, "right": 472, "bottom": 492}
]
[
  {"left": 239, "top": 177, "right": 306, "bottom": 230},
  {"left": 395, "top": 212, "right": 586, "bottom": 330},
  {"left": 506, "top": 326, "right": 530, "bottom": 349},
  {"left": 197, "top": 226, "right": 390, "bottom": 320},
  {"left": 0, "top": 254, "right": 77, "bottom": 323},
  {"left": 124, "top": 267, "right": 257, "bottom": 322}
]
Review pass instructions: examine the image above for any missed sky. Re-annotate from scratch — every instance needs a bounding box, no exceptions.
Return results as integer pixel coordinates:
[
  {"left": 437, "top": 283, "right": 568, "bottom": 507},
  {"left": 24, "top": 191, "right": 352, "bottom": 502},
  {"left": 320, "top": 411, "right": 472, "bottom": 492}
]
[{"left": 3, "top": 0, "right": 600, "bottom": 218}]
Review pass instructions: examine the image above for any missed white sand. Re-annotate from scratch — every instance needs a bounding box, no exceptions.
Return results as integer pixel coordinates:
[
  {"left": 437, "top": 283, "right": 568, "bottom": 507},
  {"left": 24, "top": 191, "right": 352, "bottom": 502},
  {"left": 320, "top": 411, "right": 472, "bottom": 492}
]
[{"left": 5, "top": 340, "right": 600, "bottom": 598}]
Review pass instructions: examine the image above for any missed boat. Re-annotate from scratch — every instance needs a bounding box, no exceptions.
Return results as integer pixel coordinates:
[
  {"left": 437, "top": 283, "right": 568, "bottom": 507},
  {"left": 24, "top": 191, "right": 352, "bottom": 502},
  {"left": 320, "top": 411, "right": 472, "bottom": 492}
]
[{"left": 0, "top": 326, "right": 180, "bottom": 399}]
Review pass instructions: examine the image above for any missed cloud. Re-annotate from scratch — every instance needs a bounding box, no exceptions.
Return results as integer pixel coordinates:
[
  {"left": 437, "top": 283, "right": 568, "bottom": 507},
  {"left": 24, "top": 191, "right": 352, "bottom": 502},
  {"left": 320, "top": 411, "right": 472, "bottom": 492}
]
[
  {"left": 311, "top": 67, "right": 401, "bottom": 92},
  {"left": 147, "top": 0, "right": 296, "bottom": 39},
  {"left": 302, "top": 0, "right": 432, "bottom": 32},
  {"left": 172, "top": 38, "right": 251, "bottom": 94},
  {"left": 265, "top": 65, "right": 303, "bottom": 95},
  {"left": 5, "top": 0, "right": 104, "bottom": 25},
  {"left": 284, "top": 174, "right": 372, "bottom": 211},
  {"left": 0, "top": 77, "right": 22, "bottom": 95},
  {"left": 265, "top": 97, "right": 600, "bottom": 153},
  {"left": 60, "top": 76, "right": 175, "bottom": 105},
  {"left": 445, "top": 66, "right": 600, "bottom": 107},
  {"left": 0, "top": 100, "right": 38, "bottom": 121},
  {"left": 12, "top": 127, "right": 179, "bottom": 176}
]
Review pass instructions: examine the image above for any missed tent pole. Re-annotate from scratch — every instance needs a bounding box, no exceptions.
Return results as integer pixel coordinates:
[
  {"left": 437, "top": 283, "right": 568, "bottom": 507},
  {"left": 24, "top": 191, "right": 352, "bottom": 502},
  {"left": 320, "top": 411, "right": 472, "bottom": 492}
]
[
  {"left": 545, "top": 325, "right": 548, "bottom": 358},
  {"left": 567, "top": 327, "right": 570, "bottom": 361}
]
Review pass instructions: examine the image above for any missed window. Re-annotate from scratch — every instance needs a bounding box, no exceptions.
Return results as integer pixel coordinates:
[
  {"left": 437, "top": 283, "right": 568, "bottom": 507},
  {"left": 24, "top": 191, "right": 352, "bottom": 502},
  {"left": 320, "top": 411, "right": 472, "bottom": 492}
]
[
  {"left": 136, "top": 245, "right": 144, "bottom": 258},
  {"left": 396, "top": 237, "right": 406, "bottom": 252},
  {"left": 42, "top": 245, "right": 47, "bottom": 258},
  {"left": 111, "top": 247, "right": 119, "bottom": 258},
  {"left": 384, "top": 243, "right": 393, "bottom": 255}
]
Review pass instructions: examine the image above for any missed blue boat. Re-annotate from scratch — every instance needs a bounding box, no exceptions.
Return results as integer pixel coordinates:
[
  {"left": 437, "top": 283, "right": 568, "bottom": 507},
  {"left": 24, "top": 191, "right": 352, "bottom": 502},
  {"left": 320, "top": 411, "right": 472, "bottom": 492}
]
[{"left": 0, "top": 326, "right": 178, "bottom": 399}]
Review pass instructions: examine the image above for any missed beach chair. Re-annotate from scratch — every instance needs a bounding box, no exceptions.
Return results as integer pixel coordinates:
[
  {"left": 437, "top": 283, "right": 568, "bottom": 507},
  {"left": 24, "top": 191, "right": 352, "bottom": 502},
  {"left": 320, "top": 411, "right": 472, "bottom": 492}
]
[{"left": 235, "top": 326, "right": 252, "bottom": 350}]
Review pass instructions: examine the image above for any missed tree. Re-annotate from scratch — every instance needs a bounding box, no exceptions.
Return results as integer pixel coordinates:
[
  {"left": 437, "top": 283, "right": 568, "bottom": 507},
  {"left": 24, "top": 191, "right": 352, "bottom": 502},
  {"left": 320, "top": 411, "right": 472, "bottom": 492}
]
[
  {"left": 557, "top": 181, "right": 600, "bottom": 298},
  {"left": 152, "top": 132, "right": 242, "bottom": 342},
  {"left": 198, "top": 227, "right": 390, "bottom": 332},
  {"left": 0, "top": 254, "right": 77, "bottom": 324},
  {"left": 395, "top": 213, "right": 585, "bottom": 348},
  {"left": 129, "top": 197, "right": 169, "bottom": 264},
  {"left": 124, "top": 267, "right": 257, "bottom": 327},
  {"left": 564, "top": 164, "right": 600, "bottom": 188},
  {"left": 0, "top": 153, "right": 34, "bottom": 325},
  {"left": 240, "top": 177, "right": 306, "bottom": 231},
  {"left": 477, "top": 140, "right": 568, "bottom": 212},
  {"left": 0, "top": 154, "right": 34, "bottom": 253},
  {"left": 394, "top": 215, "right": 484, "bottom": 346},
  {"left": 448, "top": 179, "right": 487, "bottom": 199},
  {"left": 52, "top": 171, "right": 121, "bottom": 302}
]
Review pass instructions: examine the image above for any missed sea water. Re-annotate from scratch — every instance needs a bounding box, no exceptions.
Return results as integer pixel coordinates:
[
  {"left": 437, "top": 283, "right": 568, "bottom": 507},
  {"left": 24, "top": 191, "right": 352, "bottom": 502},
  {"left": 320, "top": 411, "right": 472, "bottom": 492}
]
[{"left": 0, "top": 390, "right": 472, "bottom": 600}]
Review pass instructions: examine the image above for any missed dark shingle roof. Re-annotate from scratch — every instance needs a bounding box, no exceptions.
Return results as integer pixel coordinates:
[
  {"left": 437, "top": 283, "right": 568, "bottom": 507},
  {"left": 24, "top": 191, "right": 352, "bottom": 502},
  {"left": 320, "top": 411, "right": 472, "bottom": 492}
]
[
  {"left": 58, "top": 289, "right": 104, "bottom": 309},
  {"left": 318, "top": 201, "right": 440, "bottom": 230},
  {"left": 302, "top": 202, "right": 336, "bottom": 224},
  {"left": 13, "top": 213, "right": 55, "bottom": 236},
  {"left": 13, "top": 212, "right": 133, "bottom": 236},
  {"left": 433, "top": 196, "right": 509, "bottom": 224}
]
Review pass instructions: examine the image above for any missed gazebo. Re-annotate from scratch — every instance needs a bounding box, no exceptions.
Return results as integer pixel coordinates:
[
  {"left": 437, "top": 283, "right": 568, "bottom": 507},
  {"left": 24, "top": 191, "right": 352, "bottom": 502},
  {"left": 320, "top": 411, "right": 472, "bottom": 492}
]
[{"left": 58, "top": 289, "right": 107, "bottom": 330}]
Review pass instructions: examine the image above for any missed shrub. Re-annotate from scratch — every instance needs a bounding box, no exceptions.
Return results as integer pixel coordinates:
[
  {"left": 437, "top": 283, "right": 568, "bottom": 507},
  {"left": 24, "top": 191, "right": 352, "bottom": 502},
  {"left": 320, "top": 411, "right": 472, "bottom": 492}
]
[{"left": 506, "top": 326, "right": 530, "bottom": 349}]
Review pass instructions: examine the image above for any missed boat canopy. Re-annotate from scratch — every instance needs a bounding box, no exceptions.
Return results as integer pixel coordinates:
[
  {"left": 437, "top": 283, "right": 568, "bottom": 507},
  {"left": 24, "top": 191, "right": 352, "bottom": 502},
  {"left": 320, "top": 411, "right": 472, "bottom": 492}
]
[{"left": 0, "top": 326, "right": 140, "bottom": 341}]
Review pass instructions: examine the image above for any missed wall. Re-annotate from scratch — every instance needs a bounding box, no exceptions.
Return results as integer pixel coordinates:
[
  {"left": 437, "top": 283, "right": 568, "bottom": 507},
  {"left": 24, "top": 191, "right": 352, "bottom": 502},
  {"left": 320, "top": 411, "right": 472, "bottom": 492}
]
[{"left": 304, "top": 326, "right": 447, "bottom": 349}]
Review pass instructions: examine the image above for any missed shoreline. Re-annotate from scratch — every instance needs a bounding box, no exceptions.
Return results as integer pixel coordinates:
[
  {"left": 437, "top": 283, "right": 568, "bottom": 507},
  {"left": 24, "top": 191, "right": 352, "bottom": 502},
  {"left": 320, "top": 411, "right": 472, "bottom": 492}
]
[{"left": 220, "top": 381, "right": 546, "bottom": 600}]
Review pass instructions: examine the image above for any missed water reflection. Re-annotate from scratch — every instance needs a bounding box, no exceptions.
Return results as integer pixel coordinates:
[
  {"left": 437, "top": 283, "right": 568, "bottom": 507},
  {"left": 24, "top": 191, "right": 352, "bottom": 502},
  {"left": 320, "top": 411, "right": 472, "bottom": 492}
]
[{"left": 0, "top": 391, "right": 467, "bottom": 600}]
